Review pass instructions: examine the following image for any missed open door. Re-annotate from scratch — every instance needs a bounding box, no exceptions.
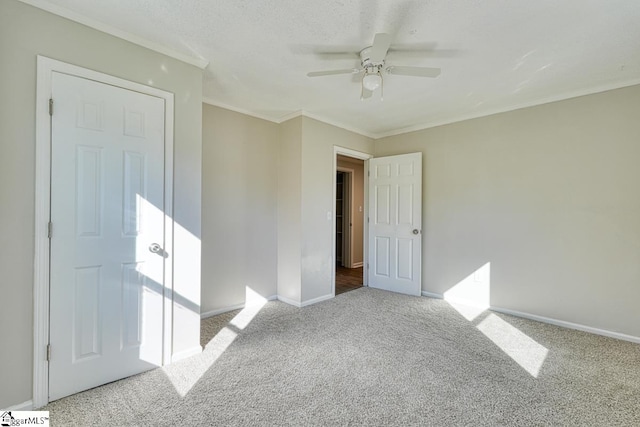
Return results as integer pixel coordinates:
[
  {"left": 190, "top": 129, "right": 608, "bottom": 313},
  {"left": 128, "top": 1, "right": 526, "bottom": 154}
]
[{"left": 367, "top": 153, "right": 422, "bottom": 296}]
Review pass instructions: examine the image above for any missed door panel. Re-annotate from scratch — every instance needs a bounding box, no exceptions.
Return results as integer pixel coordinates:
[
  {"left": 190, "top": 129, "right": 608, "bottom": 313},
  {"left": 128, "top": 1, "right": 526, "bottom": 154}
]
[
  {"left": 375, "top": 236, "right": 391, "bottom": 277},
  {"left": 368, "top": 153, "right": 422, "bottom": 296},
  {"left": 49, "top": 72, "right": 165, "bottom": 401},
  {"left": 73, "top": 266, "right": 101, "bottom": 361}
]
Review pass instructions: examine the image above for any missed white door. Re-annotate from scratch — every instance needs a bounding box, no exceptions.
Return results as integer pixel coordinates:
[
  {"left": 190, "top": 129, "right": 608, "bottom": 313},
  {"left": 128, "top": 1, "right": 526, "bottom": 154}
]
[
  {"left": 49, "top": 72, "right": 166, "bottom": 401},
  {"left": 368, "top": 153, "right": 422, "bottom": 296}
]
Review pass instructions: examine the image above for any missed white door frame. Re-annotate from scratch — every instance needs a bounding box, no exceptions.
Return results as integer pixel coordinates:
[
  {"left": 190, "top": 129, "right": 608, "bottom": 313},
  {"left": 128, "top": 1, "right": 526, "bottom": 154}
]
[
  {"left": 336, "top": 166, "right": 354, "bottom": 267},
  {"left": 33, "top": 56, "right": 175, "bottom": 408},
  {"left": 332, "top": 146, "right": 372, "bottom": 295}
]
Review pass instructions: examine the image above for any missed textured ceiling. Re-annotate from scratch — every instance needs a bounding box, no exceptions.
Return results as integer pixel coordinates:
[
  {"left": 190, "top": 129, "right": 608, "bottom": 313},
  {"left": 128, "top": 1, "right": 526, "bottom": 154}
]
[{"left": 26, "top": 0, "right": 640, "bottom": 137}]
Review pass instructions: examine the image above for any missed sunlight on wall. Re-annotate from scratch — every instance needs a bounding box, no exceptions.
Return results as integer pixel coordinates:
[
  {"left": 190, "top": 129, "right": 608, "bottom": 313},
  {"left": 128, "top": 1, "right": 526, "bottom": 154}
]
[
  {"left": 135, "top": 195, "right": 203, "bottom": 302},
  {"left": 163, "top": 286, "right": 268, "bottom": 397},
  {"left": 477, "top": 313, "right": 549, "bottom": 377},
  {"left": 233, "top": 288, "right": 269, "bottom": 329},
  {"left": 137, "top": 293, "right": 163, "bottom": 365},
  {"left": 131, "top": 195, "right": 165, "bottom": 364},
  {"left": 136, "top": 197, "right": 201, "bottom": 310},
  {"left": 444, "top": 262, "right": 491, "bottom": 321},
  {"left": 133, "top": 196, "right": 204, "bottom": 364},
  {"left": 135, "top": 195, "right": 164, "bottom": 285},
  {"left": 173, "top": 220, "right": 202, "bottom": 305},
  {"left": 442, "top": 262, "right": 548, "bottom": 376}
]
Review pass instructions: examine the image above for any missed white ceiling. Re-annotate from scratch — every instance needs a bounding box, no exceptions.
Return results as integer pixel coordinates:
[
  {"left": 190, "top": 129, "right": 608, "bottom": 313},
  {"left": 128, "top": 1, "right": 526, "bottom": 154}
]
[{"left": 26, "top": 0, "right": 640, "bottom": 137}]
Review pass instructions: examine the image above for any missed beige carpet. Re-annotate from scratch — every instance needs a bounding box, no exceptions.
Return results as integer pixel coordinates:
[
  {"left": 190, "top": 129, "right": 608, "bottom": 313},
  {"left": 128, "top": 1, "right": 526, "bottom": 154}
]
[{"left": 44, "top": 288, "right": 640, "bottom": 426}]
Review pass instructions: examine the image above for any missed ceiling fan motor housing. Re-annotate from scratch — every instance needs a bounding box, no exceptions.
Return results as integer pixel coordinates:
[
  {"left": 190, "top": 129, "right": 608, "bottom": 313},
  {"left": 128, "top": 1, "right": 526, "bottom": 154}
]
[{"left": 360, "top": 46, "right": 384, "bottom": 69}]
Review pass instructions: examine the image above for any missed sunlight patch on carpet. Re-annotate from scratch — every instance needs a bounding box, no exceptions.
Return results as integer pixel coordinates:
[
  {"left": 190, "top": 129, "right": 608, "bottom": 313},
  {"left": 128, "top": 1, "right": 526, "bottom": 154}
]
[
  {"left": 164, "top": 287, "right": 267, "bottom": 397},
  {"left": 447, "top": 301, "right": 487, "bottom": 322},
  {"left": 477, "top": 313, "right": 548, "bottom": 377},
  {"left": 231, "top": 287, "right": 269, "bottom": 330}
]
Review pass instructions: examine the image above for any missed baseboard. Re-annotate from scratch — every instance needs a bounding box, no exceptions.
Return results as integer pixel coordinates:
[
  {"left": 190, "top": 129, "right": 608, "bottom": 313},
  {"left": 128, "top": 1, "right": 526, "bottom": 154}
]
[
  {"left": 201, "top": 303, "right": 245, "bottom": 319},
  {"left": 352, "top": 262, "right": 363, "bottom": 268},
  {"left": 421, "top": 290, "right": 443, "bottom": 299},
  {"left": 490, "top": 306, "right": 640, "bottom": 344},
  {"left": 171, "top": 345, "right": 202, "bottom": 363},
  {"left": 419, "top": 290, "right": 640, "bottom": 344},
  {"left": 2, "top": 400, "right": 33, "bottom": 411},
  {"left": 200, "top": 295, "right": 278, "bottom": 319},
  {"left": 300, "top": 293, "right": 334, "bottom": 307},
  {"left": 277, "top": 293, "right": 334, "bottom": 308},
  {"left": 276, "top": 295, "right": 302, "bottom": 307}
]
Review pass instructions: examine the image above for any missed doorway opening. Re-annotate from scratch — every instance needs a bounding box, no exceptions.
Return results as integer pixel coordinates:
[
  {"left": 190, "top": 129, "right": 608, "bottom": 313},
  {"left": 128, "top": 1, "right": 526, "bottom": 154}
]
[{"left": 335, "top": 155, "right": 365, "bottom": 295}]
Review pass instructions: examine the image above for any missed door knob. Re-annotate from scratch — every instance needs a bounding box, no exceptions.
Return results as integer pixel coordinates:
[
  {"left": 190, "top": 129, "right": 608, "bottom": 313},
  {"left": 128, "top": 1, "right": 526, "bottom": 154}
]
[
  {"left": 149, "top": 243, "right": 162, "bottom": 253},
  {"left": 412, "top": 229, "right": 420, "bottom": 235}
]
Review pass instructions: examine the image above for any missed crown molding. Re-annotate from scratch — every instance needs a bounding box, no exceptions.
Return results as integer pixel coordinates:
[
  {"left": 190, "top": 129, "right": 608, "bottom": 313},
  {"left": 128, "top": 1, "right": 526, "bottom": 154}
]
[
  {"left": 300, "top": 111, "right": 377, "bottom": 139},
  {"left": 202, "top": 98, "right": 284, "bottom": 124},
  {"left": 276, "top": 110, "right": 304, "bottom": 123},
  {"left": 17, "top": 0, "right": 209, "bottom": 69},
  {"left": 375, "top": 77, "right": 640, "bottom": 139},
  {"left": 205, "top": 76, "right": 640, "bottom": 141},
  {"left": 201, "top": 102, "right": 376, "bottom": 139}
]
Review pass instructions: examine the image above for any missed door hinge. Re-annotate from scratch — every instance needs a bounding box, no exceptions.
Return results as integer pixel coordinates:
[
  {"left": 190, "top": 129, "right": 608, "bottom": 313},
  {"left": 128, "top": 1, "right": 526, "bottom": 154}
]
[
  {"left": 49, "top": 98, "right": 53, "bottom": 116},
  {"left": 367, "top": 263, "right": 369, "bottom": 269},
  {"left": 47, "top": 221, "right": 53, "bottom": 239},
  {"left": 46, "top": 344, "right": 51, "bottom": 361}
]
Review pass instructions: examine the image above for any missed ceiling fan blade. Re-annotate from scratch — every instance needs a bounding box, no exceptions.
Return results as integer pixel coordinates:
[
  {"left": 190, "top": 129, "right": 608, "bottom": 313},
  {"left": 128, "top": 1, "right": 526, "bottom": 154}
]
[
  {"left": 307, "top": 68, "right": 362, "bottom": 77},
  {"left": 289, "top": 44, "right": 362, "bottom": 58},
  {"left": 387, "top": 44, "right": 463, "bottom": 59},
  {"left": 386, "top": 66, "right": 441, "bottom": 78},
  {"left": 370, "top": 33, "right": 392, "bottom": 63},
  {"left": 315, "top": 52, "right": 361, "bottom": 60}
]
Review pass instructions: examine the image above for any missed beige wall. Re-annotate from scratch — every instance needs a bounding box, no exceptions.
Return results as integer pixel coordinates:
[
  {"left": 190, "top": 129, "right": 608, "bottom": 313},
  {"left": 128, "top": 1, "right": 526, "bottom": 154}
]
[
  {"left": 337, "top": 156, "right": 365, "bottom": 266},
  {"left": 202, "top": 105, "right": 278, "bottom": 313},
  {"left": 0, "top": 0, "right": 202, "bottom": 408},
  {"left": 202, "top": 112, "right": 373, "bottom": 307},
  {"left": 277, "top": 117, "right": 303, "bottom": 302},
  {"left": 301, "top": 117, "right": 374, "bottom": 302},
  {"left": 375, "top": 84, "right": 640, "bottom": 338},
  {"left": 211, "top": 114, "right": 374, "bottom": 307}
]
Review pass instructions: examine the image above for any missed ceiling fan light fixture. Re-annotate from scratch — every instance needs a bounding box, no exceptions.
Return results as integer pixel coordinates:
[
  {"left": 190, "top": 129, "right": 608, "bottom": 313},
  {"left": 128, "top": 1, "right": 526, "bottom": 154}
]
[
  {"left": 306, "top": 33, "right": 441, "bottom": 100},
  {"left": 362, "top": 72, "right": 382, "bottom": 91}
]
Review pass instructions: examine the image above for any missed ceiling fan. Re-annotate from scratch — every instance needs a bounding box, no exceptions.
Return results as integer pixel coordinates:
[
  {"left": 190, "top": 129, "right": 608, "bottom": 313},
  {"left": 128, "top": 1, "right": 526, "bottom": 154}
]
[{"left": 306, "top": 33, "right": 441, "bottom": 100}]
